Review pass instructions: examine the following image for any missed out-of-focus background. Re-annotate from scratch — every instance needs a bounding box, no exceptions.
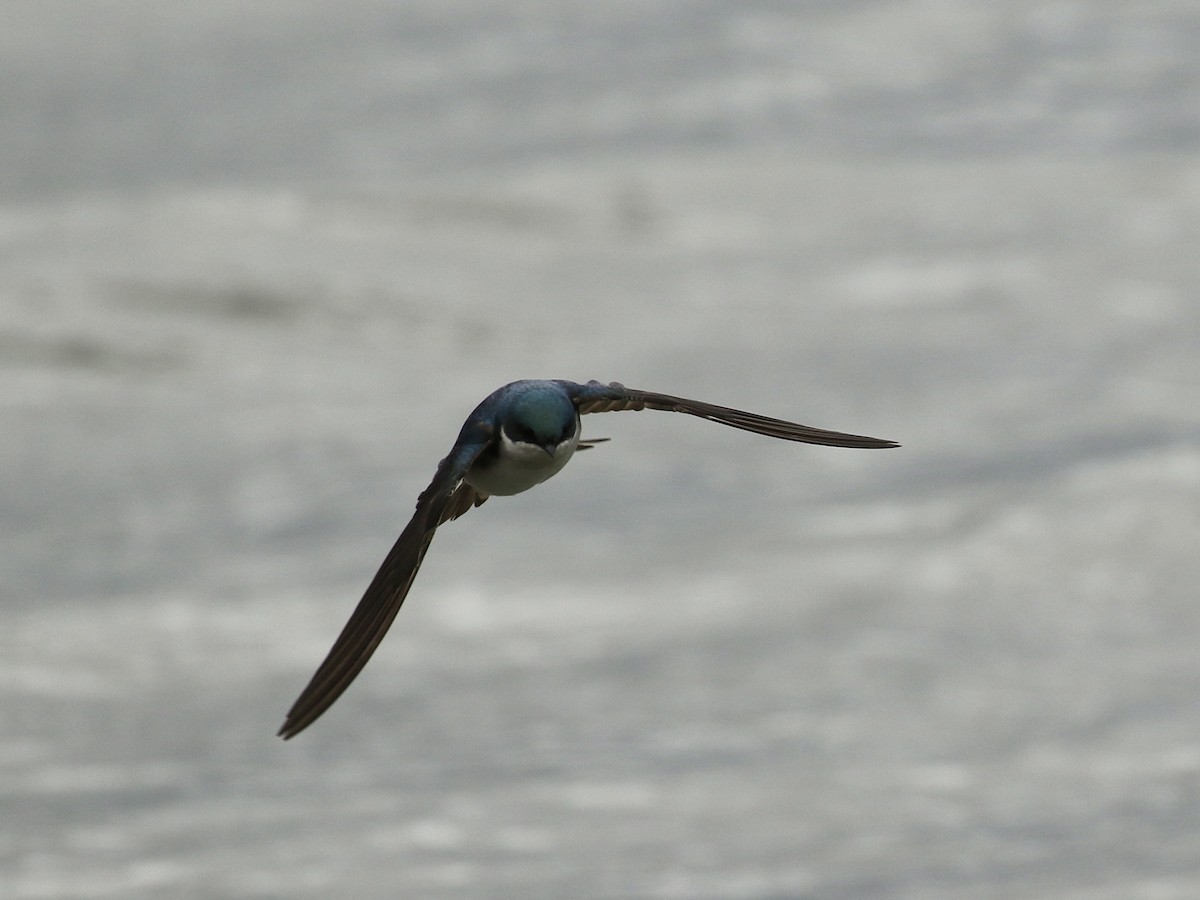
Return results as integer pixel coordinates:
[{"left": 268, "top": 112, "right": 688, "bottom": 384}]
[{"left": 3, "top": 2, "right": 1199, "bottom": 897}]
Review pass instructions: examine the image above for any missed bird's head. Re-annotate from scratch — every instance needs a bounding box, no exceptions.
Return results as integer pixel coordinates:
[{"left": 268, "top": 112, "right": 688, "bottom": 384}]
[{"left": 501, "top": 387, "right": 578, "bottom": 456}]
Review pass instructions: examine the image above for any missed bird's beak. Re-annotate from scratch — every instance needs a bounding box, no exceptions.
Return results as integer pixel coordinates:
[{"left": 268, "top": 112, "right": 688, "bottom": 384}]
[{"left": 540, "top": 442, "right": 557, "bottom": 458}]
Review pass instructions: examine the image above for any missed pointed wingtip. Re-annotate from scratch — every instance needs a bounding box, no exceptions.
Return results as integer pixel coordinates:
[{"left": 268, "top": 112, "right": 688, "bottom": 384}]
[{"left": 277, "top": 715, "right": 302, "bottom": 740}]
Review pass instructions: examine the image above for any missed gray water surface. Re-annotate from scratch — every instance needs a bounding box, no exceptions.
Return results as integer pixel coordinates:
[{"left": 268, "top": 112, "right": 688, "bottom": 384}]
[{"left": 3, "top": 3, "right": 1200, "bottom": 898}]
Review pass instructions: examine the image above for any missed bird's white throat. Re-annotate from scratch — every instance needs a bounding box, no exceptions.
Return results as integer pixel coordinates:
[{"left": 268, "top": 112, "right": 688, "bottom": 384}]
[{"left": 466, "top": 429, "right": 579, "bottom": 496}]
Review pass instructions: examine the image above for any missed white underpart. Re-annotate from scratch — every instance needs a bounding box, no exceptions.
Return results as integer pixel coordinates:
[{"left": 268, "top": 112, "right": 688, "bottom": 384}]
[{"left": 465, "top": 426, "right": 580, "bottom": 496}]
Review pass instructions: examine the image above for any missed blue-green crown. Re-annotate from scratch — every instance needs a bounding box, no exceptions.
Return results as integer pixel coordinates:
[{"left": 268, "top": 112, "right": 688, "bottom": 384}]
[{"left": 506, "top": 387, "right": 576, "bottom": 445}]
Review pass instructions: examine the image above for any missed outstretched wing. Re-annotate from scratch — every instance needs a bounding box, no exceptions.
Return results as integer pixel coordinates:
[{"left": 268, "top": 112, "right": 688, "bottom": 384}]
[
  {"left": 565, "top": 380, "right": 899, "bottom": 449},
  {"left": 278, "top": 438, "right": 491, "bottom": 739}
]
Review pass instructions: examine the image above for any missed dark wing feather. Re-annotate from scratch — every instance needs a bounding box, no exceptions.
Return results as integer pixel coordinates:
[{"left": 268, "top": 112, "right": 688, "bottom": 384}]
[
  {"left": 278, "top": 442, "right": 489, "bottom": 739},
  {"left": 440, "top": 482, "right": 488, "bottom": 523},
  {"left": 569, "top": 380, "right": 898, "bottom": 449}
]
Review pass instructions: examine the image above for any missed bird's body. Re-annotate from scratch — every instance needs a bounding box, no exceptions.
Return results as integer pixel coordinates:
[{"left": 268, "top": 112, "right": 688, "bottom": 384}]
[
  {"left": 278, "top": 379, "right": 898, "bottom": 739},
  {"left": 463, "top": 381, "right": 581, "bottom": 495}
]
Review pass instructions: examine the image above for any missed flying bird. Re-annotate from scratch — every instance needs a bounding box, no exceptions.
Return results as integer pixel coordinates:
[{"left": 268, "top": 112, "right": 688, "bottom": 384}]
[{"left": 279, "top": 379, "right": 898, "bottom": 738}]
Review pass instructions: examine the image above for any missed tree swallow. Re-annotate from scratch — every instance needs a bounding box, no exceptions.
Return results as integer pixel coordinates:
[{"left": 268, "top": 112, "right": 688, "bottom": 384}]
[{"left": 279, "top": 379, "right": 898, "bottom": 738}]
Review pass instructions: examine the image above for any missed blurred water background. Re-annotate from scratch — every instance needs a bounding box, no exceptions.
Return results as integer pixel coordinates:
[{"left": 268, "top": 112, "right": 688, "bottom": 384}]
[{"left": 3, "top": 2, "right": 1200, "bottom": 897}]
